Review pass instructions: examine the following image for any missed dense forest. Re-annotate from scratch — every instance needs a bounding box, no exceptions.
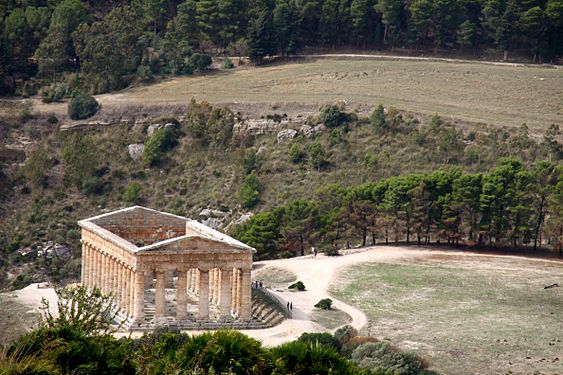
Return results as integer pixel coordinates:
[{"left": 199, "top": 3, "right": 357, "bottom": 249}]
[{"left": 1, "top": 0, "right": 562, "bottom": 96}]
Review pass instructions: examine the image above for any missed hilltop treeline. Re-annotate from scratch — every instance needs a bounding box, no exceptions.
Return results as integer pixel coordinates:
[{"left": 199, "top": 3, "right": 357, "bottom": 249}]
[
  {"left": 232, "top": 159, "right": 563, "bottom": 258},
  {"left": 1, "top": 0, "right": 562, "bottom": 96}
]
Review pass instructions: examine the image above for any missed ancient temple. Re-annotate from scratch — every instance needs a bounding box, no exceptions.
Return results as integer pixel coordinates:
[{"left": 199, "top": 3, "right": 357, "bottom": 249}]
[{"left": 78, "top": 206, "right": 254, "bottom": 327}]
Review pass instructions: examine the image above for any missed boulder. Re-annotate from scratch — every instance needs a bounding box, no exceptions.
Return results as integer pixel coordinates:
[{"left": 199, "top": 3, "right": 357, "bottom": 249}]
[
  {"left": 313, "top": 123, "right": 327, "bottom": 134},
  {"left": 147, "top": 123, "right": 163, "bottom": 136},
  {"left": 300, "top": 125, "right": 314, "bottom": 138},
  {"left": 277, "top": 129, "right": 297, "bottom": 144},
  {"left": 128, "top": 144, "right": 145, "bottom": 161},
  {"left": 202, "top": 217, "right": 222, "bottom": 229},
  {"left": 199, "top": 208, "right": 227, "bottom": 218},
  {"left": 164, "top": 122, "right": 178, "bottom": 130}
]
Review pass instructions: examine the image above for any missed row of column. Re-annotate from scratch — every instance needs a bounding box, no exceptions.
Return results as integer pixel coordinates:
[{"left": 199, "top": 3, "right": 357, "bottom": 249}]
[
  {"left": 81, "top": 242, "right": 252, "bottom": 323},
  {"left": 81, "top": 243, "right": 140, "bottom": 318}
]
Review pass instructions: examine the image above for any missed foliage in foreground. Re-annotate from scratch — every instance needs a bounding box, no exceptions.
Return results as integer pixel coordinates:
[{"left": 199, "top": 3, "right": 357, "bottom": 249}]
[{"left": 0, "top": 286, "right": 434, "bottom": 374}]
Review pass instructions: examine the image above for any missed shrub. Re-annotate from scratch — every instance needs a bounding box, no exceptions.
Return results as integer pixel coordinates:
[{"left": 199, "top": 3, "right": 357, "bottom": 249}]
[
  {"left": 341, "top": 336, "right": 379, "bottom": 357},
  {"left": 310, "top": 143, "right": 326, "bottom": 170},
  {"left": 288, "top": 281, "right": 305, "bottom": 291},
  {"left": 123, "top": 182, "right": 142, "bottom": 203},
  {"left": 189, "top": 53, "right": 212, "bottom": 71},
  {"left": 298, "top": 332, "right": 340, "bottom": 351},
  {"left": 68, "top": 93, "right": 100, "bottom": 120},
  {"left": 41, "top": 82, "right": 69, "bottom": 103},
  {"left": 243, "top": 148, "right": 258, "bottom": 174},
  {"left": 270, "top": 340, "right": 360, "bottom": 374},
  {"left": 239, "top": 171, "right": 261, "bottom": 208},
  {"left": 288, "top": 143, "right": 304, "bottom": 163},
  {"left": 320, "top": 105, "right": 346, "bottom": 128},
  {"left": 351, "top": 342, "right": 427, "bottom": 375},
  {"left": 371, "top": 104, "right": 386, "bottom": 131},
  {"left": 325, "top": 247, "right": 341, "bottom": 256},
  {"left": 137, "top": 64, "right": 154, "bottom": 82},
  {"left": 47, "top": 115, "right": 58, "bottom": 124},
  {"left": 315, "top": 298, "right": 333, "bottom": 310},
  {"left": 144, "top": 128, "right": 177, "bottom": 166},
  {"left": 334, "top": 325, "right": 358, "bottom": 348},
  {"left": 223, "top": 57, "right": 235, "bottom": 69}
]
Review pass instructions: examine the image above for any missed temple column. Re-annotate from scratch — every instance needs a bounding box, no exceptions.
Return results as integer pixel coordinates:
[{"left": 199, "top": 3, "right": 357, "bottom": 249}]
[
  {"left": 103, "top": 254, "right": 110, "bottom": 294},
  {"left": 231, "top": 268, "right": 238, "bottom": 312},
  {"left": 195, "top": 269, "right": 200, "bottom": 294},
  {"left": 236, "top": 268, "right": 242, "bottom": 315},
  {"left": 92, "top": 250, "right": 102, "bottom": 289},
  {"left": 220, "top": 269, "right": 232, "bottom": 319},
  {"left": 133, "top": 269, "right": 145, "bottom": 322},
  {"left": 198, "top": 269, "right": 210, "bottom": 319},
  {"left": 123, "top": 266, "right": 129, "bottom": 314},
  {"left": 80, "top": 243, "right": 87, "bottom": 285},
  {"left": 187, "top": 269, "right": 193, "bottom": 291},
  {"left": 240, "top": 269, "right": 252, "bottom": 321},
  {"left": 215, "top": 269, "right": 220, "bottom": 303},
  {"left": 209, "top": 269, "right": 215, "bottom": 302},
  {"left": 116, "top": 263, "right": 123, "bottom": 306},
  {"left": 110, "top": 258, "right": 117, "bottom": 298},
  {"left": 155, "top": 270, "right": 166, "bottom": 320},
  {"left": 129, "top": 269, "right": 136, "bottom": 317},
  {"left": 176, "top": 271, "right": 187, "bottom": 320},
  {"left": 87, "top": 246, "right": 95, "bottom": 288}
]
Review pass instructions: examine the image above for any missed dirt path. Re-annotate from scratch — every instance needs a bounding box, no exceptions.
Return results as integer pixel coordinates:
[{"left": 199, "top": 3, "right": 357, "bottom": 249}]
[
  {"left": 295, "top": 53, "right": 562, "bottom": 69},
  {"left": 244, "top": 246, "right": 563, "bottom": 346},
  {"left": 9, "top": 246, "right": 562, "bottom": 347}
]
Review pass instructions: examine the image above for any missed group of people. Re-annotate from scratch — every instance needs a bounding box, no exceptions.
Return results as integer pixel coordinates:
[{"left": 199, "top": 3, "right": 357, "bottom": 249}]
[
  {"left": 286, "top": 301, "right": 293, "bottom": 311},
  {"left": 254, "top": 280, "right": 264, "bottom": 288}
]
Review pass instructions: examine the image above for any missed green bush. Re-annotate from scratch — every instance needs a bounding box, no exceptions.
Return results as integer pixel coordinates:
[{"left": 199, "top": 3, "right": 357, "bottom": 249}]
[
  {"left": 310, "top": 143, "right": 326, "bottom": 170},
  {"left": 288, "top": 143, "right": 304, "bottom": 163},
  {"left": 315, "top": 298, "right": 333, "bottom": 310},
  {"left": 68, "top": 93, "right": 100, "bottom": 120},
  {"left": 243, "top": 148, "right": 258, "bottom": 174},
  {"left": 288, "top": 280, "right": 306, "bottom": 291},
  {"left": 239, "top": 171, "right": 261, "bottom": 208},
  {"left": 189, "top": 53, "right": 212, "bottom": 72},
  {"left": 223, "top": 57, "right": 235, "bottom": 69},
  {"left": 351, "top": 342, "right": 427, "bottom": 375},
  {"left": 47, "top": 115, "right": 59, "bottom": 124},
  {"left": 320, "top": 104, "right": 346, "bottom": 128},
  {"left": 137, "top": 64, "right": 154, "bottom": 82},
  {"left": 42, "top": 83, "right": 69, "bottom": 103},
  {"left": 371, "top": 104, "right": 386, "bottom": 131},
  {"left": 123, "top": 182, "right": 142, "bottom": 203},
  {"left": 144, "top": 128, "right": 178, "bottom": 166},
  {"left": 298, "top": 332, "right": 340, "bottom": 351}
]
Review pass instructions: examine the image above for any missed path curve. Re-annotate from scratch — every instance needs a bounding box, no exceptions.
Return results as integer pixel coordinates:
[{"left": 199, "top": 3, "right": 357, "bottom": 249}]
[{"left": 242, "top": 246, "right": 563, "bottom": 346}]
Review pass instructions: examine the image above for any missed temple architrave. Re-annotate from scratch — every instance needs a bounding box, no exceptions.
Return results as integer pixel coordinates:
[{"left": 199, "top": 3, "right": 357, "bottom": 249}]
[{"left": 78, "top": 206, "right": 254, "bottom": 327}]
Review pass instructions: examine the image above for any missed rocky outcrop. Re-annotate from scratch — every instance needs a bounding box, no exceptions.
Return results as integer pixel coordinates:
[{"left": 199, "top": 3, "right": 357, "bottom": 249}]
[
  {"left": 128, "top": 144, "right": 145, "bottom": 160},
  {"left": 277, "top": 129, "right": 298, "bottom": 144}
]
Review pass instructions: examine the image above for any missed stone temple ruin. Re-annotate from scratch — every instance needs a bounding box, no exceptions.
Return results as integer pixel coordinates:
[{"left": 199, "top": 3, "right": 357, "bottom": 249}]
[{"left": 79, "top": 206, "right": 256, "bottom": 329}]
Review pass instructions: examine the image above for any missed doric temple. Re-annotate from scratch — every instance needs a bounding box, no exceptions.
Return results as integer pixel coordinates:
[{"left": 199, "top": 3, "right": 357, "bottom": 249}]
[{"left": 78, "top": 206, "right": 254, "bottom": 327}]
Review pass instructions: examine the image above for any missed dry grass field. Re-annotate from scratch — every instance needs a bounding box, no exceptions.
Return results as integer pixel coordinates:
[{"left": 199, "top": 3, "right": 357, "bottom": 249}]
[
  {"left": 32, "top": 57, "right": 561, "bottom": 129},
  {"left": 331, "top": 253, "right": 563, "bottom": 375}
]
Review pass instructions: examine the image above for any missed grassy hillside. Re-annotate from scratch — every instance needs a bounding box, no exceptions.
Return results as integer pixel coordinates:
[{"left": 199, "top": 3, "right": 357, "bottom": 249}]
[
  {"left": 35, "top": 57, "right": 563, "bottom": 130},
  {"left": 1, "top": 85, "right": 560, "bottom": 290}
]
